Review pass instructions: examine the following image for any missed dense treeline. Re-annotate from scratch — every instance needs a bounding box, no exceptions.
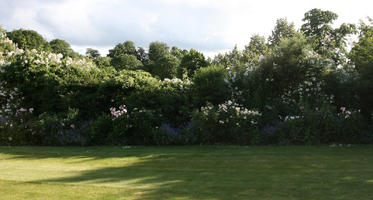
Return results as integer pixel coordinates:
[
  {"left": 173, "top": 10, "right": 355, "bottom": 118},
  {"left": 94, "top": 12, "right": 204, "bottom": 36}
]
[{"left": 0, "top": 9, "right": 372, "bottom": 145}]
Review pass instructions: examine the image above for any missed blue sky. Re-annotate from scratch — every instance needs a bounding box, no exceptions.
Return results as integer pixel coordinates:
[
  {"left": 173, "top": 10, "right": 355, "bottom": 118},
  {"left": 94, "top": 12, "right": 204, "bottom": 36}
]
[{"left": 0, "top": 0, "right": 371, "bottom": 57}]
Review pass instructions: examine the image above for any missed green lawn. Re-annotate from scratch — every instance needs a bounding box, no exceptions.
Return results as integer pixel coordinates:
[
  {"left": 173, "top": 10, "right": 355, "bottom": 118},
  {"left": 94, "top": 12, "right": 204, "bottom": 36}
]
[{"left": 0, "top": 146, "right": 373, "bottom": 200}]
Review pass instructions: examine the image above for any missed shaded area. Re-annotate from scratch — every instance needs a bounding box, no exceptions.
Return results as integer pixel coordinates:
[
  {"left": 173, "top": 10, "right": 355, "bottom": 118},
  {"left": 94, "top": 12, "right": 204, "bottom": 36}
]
[{"left": 1, "top": 146, "right": 373, "bottom": 199}]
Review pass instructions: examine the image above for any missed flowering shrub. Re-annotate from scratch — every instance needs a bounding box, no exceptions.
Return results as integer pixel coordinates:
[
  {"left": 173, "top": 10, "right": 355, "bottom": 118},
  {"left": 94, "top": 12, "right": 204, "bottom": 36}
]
[
  {"left": 274, "top": 106, "right": 369, "bottom": 144},
  {"left": 39, "top": 111, "right": 89, "bottom": 146},
  {"left": 0, "top": 25, "right": 372, "bottom": 146},
  {"left": 0, "top": 107, "right": 42, "bottom": 145},
  {"left": 193, "top": 100, "right": 262, "bottom": 144}
]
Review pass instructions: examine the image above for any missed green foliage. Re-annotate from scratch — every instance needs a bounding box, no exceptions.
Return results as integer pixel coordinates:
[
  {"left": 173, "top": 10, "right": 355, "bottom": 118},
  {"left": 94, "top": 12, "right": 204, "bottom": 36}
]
[
  {"left": 92, "top": 56, "right": 111, "bottom": 68},
  {"left": 213, "top": 46, "right": 245, "bottom": 68},
  {"left": 148, "top": 41, "right": 170, "bottom": 61},
  {"left": 108, "top": 41, "right": 137, "bottom": 58},
  {"left": 50, "top": 39, "right": 78, "bottom": 58},
  {"left": 1, "top": 11, "right": 372, "bottom": 146},
  {"left": 170, "top": 46, "right": 187, "bottom": 60},
  {"left": 192, "top": 65, "right": 229, "bottom": 107},
  {"left": 85, "top": 48, "right": 100, "bottom": 58},
  {"left": 268, "top": 18, "right": 297, "bottom": 47},
  {"left": 151, "top": 54, "right": 180, "bottom": 79},
  {"left": 0, "top": 110, "right": 42, "bottom": 145},
  {"left": 301, "top": 8, "right": 356, "bottom": 64},
  {"left": 179, "top": 49, "right": 208, "bottom": 77},
  {"left": 349, "top": 19, "right": 373, "bottom": 122},
  {"left": 276, "top": 106, "right": 368, "bottom": 144},
  {"left": 261, "top": 34, "right": 314, "bottom": 98},
  {"left": 349, "top": 19, "right": 373, "bottom": 69},
  {"left": 135, "top": 47, "right": 149, "bottom": 63},
  {"left": 7, "top": 29, "right": 50, "bottom": 51},
  {"left": 108, "top": 41, "right": 141, "bottom": 70},
  {"left": 111, "top": 54, "right": 143, "bottom": 71},
  {"left": 193, "top": 101, "right": 261, "bottom": 144},
  {"left": 243, "top": 34, "right": 268, "bottom": 65}
]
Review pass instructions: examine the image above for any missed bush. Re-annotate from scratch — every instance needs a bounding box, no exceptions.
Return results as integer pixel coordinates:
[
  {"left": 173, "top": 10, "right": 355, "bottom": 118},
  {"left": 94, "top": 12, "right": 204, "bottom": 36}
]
[
  {"left": 39, "top": 112, "right": 89, "bottom": 146},
  {"left": 193, "top": 101, "right": 261, "bottom": 144},
  {"left": 275, "top": 106, "right": 369, "bottom": 145},
  {"left": 192, "top": 65, "right": 229, "bottom": 108},
  {"left": 0, "top": 109, "right": 42, "bottom": 145}
]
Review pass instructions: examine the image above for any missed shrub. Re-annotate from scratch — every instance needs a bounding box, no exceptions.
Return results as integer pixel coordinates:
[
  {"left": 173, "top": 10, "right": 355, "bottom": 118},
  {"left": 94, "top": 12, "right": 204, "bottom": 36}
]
[
  {"left": 0, "top": 108, "right": 42, "bottom": 145},
  {"left": 193, "top": 100, "right": 261, "bottom": 144},
  {"left": 192, "top": 65, "right": 230, "bottom": 108}
]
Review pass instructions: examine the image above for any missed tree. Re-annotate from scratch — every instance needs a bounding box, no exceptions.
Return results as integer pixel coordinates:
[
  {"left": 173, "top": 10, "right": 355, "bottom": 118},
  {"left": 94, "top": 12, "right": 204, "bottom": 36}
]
[
  {"left": 148, "top": 42, "right": 170, "bottom": 62},
  {"left": 212, "top": 46, "right": 244, "bottom": 68},
  {"left": 136, "top": 47, "right": 149, "bottom": 63},
  {"left": 86, "top": 48, "right": 101, "bottom": 58},
  {"left": 260, "top": 34, "right": 315, "bottom": 98},
  {"left": 180, "top": 48, "right": 208, "bottom": 77},
  {"left": 108, "top": 41, "right": 137, "bottom": 58},
  {"left": 301, "top": 8, "right": 356, "bottom": 64},
  {"left": 50, "top": 39, "right": 72, "bottom": 57},
  {"left": 244, "top": 34, "right": 269, "bottom": 64},
  {"left": 108, "top": 41, "right": 141, "bottom": 69},
  {"left": 7, "top": 29, "right": 50, "bottom": 51},
  {"left": 50, "top": 39, "right": 77, "bottom": 58},
  {"left": 192, "top": 65, "right": 229, "bottom": 107},
  {"left": 349, "top": 19, "right": 373, "bottom": 123},
  {"left": 111, "top": 54, "right": 143, "bottom": 71},
  {"left": 93, "top": 57, "right": 111, "bottom": 68},
  {"left": 171, "top": 46, "right": 187, "bottom": 60},
  {"left": 268, "top": 18, "right": 297, "bottom": 47},
  {"left": 152, "top": 54, "right": 180, "bottom": 79},
  {"left": 349, "top": 19, "right": 373, "bottom": 70}
]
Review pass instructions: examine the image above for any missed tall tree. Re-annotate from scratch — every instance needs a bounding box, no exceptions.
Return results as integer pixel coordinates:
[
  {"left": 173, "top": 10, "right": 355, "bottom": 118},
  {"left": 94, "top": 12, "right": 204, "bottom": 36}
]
[
  {"left": 148, "top": 42, "right": 170, "bottom": 62},
  {"left": 244, "top": 34, "right": 269, "bottom": 64},
  {"left": 108, "top": 41, "right": 141, "bottom": 69},
  {"left": 179, "top": 48, "right": 208, "bottom": 77},
  {"left": 301, "top": 8, "right": 356, "bottom": 64},
  {"left": 268, "top": 18, "right": 297, "bottom": 47},
  {"left": 135, "top": 47, "right": 149, "bottom": 63},
  {"left": 86, "top": 48, "right": 101, "bottom": 58},
  {"left": 108, "top": 41, "right": 137, "bottom": 58},
  {"left": 7, "top": 29, "right": 50, "bottom": 51},
  {"left": 349, "top": 19, "right": 373, "bottom": 122},
  {"left": 50, "top": 39, "right": 77, "bottom": 58},
  {"left": 111, "top": 54, "right": 143, "bottom": 71},
  {"left": 152, "top": 54, "right": 180, "bottom": 79}
]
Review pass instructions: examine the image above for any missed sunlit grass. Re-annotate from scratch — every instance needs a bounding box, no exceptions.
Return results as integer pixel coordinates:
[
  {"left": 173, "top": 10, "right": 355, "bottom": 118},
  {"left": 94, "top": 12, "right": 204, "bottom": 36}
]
[{"left": 1, "top": 146, "right": 373, "bottom": 199}]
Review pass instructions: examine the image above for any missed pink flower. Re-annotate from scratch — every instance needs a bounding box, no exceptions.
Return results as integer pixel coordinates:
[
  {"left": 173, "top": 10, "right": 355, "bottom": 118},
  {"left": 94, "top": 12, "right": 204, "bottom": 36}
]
[
  {"left": 70, "top": 124, "right": 75, "bottom": 129},
  {"left": 340, "top": 107, "right": 346, "bottom": 112}
]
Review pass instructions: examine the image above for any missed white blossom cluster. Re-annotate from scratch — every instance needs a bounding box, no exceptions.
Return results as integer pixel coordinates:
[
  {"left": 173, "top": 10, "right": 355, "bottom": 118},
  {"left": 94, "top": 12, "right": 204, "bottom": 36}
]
[
  {"left": 280, "top": 69, "right": 334, "bottom": 108},
  {"left": 110, "top": 105, "right": 128, "bottom": 119},
  {"left": 0, "top": 28, "right": 99, "bottom": 121},
  {"left": 284, "top": 115, "right": 301, "bottom": 121},
  {"left": 201, "top": 100, "right": 261, "bottom": 125},
  {"left": 338, "top": 106, "right": 357, "bottom": 119},
  {"left": 224, "top": 68, "right": 245, "bottom": 101},
  {"left": 161, "top": 78, "right": 192, "bottom": 91}
]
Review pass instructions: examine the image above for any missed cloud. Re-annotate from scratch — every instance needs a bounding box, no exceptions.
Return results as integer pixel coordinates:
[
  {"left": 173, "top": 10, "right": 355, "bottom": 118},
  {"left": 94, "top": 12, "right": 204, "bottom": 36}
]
[{"left": 0, "top": 0, "right": 372, "bottom": 56}]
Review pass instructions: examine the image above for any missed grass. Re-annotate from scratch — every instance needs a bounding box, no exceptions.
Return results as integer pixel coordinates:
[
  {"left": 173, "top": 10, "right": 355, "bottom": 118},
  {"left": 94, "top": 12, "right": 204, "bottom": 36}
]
[{"left": 0, "top": 145, "right": 373, "bottom": 200}]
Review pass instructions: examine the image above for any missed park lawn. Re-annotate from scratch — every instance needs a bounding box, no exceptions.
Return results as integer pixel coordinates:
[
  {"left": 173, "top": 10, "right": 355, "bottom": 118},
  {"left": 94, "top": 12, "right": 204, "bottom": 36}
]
[{"left": 0, "top": 146, "right": 373, "bottom": 200}]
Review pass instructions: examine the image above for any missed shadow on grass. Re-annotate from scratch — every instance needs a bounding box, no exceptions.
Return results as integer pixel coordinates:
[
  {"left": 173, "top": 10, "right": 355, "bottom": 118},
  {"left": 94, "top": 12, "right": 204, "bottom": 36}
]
[
  {"left": 0, "top": 146, "right": 262, "bottom": 199},
  {"left": 2, "top": 146, "right": 373, "bottom": 199},
  {"left": 0, "top": 146, "right": 186, "bottom": 160},
  {"left": 34, "top": 153, "right": 250, "bottom": 199}
]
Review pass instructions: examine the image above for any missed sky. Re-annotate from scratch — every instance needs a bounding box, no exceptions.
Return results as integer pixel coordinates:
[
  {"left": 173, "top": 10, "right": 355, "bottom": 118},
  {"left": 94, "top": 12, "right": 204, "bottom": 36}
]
[{"left": 0, "top": 0, "right": 372, "bottom": 57}]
